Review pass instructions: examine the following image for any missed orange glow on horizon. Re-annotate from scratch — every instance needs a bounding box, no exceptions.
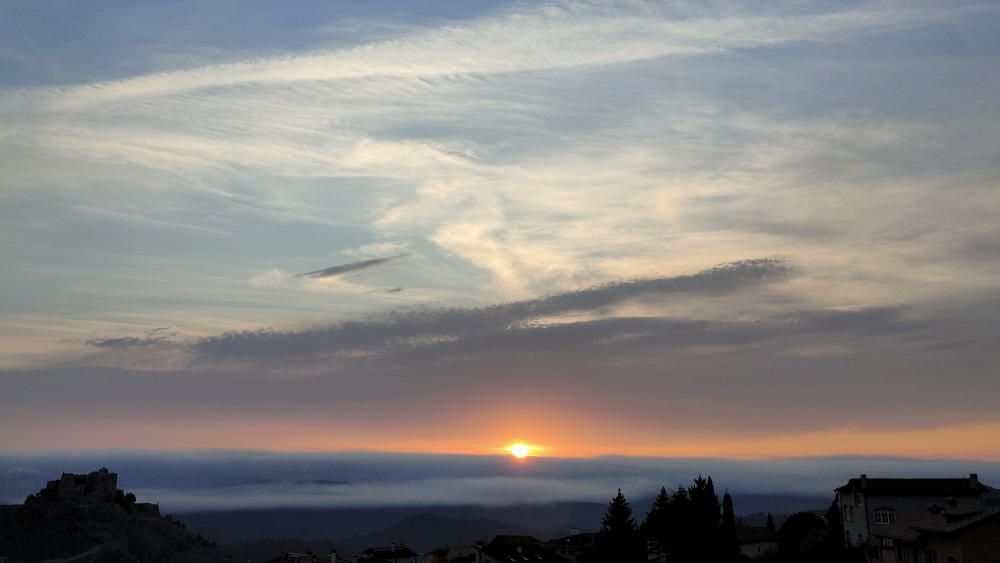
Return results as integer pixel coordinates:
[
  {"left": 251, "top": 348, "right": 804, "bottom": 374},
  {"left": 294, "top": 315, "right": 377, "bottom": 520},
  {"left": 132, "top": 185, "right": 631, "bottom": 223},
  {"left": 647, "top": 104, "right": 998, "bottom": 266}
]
[
  {"left": 5, "top": 414, "right": 1000, "bottom": 461},
  {"left": 509, "top": 443, "right": 532, "bottom": 458}
]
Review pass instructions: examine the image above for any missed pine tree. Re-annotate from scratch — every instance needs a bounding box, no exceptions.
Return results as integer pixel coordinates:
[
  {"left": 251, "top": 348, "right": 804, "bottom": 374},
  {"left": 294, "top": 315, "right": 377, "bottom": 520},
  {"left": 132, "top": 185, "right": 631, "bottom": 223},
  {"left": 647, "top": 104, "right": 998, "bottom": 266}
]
[
  {"left": 670, "top": 485, "right": 691, "bottom": 508},
  {"left": 595, "top": 489, "right": 644, "bottom": 563},
  {"left": 670, "top": 484, "right": 693, "bottom": 554},
  {"left": 689, "top": 476, "right": 721, "bottom": 526},
  {"left": 643, "top": 487, "right": 671, "bottom": 532},
  {"left": 766, "top": 513, "right": 776, "bottom": 533},
  {"left": 644, "top": 487, "right": 671, "bottom": 560},
  {"left": 602, "top": 488, "right": 638, "bottom": 535}
]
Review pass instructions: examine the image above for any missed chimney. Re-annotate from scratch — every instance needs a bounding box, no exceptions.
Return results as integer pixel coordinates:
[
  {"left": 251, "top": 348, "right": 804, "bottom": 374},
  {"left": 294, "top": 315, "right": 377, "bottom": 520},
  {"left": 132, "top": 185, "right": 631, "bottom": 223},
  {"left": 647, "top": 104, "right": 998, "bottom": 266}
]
[
  {"left": 860, "top": 474, "right": 868, "bottom": 488},
  {"left": 970, "top": 473, "right": 980, "bottom": 489}
]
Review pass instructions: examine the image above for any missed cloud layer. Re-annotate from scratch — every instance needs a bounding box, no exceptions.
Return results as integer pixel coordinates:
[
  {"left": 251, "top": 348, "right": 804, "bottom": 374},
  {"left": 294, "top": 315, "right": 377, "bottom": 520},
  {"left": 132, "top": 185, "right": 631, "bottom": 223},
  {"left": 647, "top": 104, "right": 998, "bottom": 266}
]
[{"left": 3, "top": 451, "right": 1000, "bottom": 511}]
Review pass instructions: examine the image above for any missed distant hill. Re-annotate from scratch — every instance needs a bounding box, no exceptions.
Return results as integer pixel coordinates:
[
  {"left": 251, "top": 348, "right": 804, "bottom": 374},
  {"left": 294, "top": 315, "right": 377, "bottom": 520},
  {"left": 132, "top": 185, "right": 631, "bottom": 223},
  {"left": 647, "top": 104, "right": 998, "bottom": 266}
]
[
  {"left": 336, "top": 512, "right": 534, "bottom": 553},
  {"left": 182, "top": 501, "right": 606, "bottom": 545},
  {"left": 0, "top": 469, "right": 219, "bottom": 563},
  {"left": 215, "top": 512, "right": 544, "bottom": 563},
  {"left": 730, "top": 494, "right": 830, "bottom": 517},
  {"left": 191, "top": 502, "right": 605, "bottom": 563},
  {"left": 190, "top": 494, "right": 829, "bottom": 562}
]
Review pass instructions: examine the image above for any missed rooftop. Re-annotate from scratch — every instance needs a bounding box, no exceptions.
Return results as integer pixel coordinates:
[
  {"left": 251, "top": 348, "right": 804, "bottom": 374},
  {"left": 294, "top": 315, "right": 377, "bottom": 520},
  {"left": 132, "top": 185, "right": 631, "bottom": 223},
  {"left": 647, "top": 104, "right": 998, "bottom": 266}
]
[
  {"left": 478, "top": 536, "right": 570, "bottom": 563},
  {"left": 545, "top": 532, "right": 597, "bottom": 547},
  {"left": 835, "top": 474, "right": 991, "bottom": 497},
  {"left": 875, "top": 505, "right": 1000, "bottom": 541}
]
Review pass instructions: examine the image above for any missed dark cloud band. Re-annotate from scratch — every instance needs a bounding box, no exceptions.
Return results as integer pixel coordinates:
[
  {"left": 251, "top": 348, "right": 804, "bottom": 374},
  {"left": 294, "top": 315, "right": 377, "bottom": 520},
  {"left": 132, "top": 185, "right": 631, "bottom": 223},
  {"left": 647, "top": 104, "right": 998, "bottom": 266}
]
[
  {"left": 195, "top": 258, "right": 792, "bottom": 362},
  {"left": 296, "top": 254, "right": 410, "bottom": 279}
]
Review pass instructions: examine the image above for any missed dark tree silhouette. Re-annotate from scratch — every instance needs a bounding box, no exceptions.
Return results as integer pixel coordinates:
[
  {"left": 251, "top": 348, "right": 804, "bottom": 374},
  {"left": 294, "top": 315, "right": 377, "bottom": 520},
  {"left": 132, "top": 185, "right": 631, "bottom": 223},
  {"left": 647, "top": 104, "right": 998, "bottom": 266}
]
[
  {"left": 643, "top": 486, "right": 671, "bottom": 533},
  {"left": 689, "top": 476, "right": 721, "bottom": 528},
  {"left": 721, "top": 491, "right": 740, "bottom": 561},
  {"left": 822, "top": 499, "right": 853, "bottom": 561},
  {"left": 668, "top": 484, "right": 694, "bottom": 562},
  {"left": 687, "top": 476, "right": 723, "bottom": 562},
  {"left": 602, "top": 488, "right": 638, "bottom": 533},
  {"left": 643, "top": 487, "right": 672, "bottom": 560},
  {"left": 766, "top": 512, "right": 776, "bottom": 533},
  {"left": 777, "top": 512, "right": 826, "bottom": 563},
  {"left": 590, "top": 489, "right": 645, "bottom": 563}
]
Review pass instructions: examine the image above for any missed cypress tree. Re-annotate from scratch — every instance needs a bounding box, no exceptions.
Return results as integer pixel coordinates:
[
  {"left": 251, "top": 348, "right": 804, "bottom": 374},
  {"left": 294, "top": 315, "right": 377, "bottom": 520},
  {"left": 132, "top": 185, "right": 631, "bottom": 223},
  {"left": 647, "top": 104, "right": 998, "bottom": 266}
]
[
  {"left": 687, "top": 476, "right": 722, "bottom": 562},
  {"left": 722, "top": 491, "right": 740, "bottom": 561},
  {"left": 766, "top": 513, "right": 776, "bottom": 533}
]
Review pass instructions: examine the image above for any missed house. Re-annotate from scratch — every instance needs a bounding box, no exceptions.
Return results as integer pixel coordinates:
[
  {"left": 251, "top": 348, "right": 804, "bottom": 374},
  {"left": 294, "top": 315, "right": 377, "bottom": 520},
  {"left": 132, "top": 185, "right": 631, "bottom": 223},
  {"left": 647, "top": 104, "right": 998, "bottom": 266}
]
[
  {"left": 356, "top": 544, "right": 419, "bottom": 563},
  {"left": 265, "top": 551, "right": 338, "bottom": 563},
  {"left": 426, "top": 545, "right": 476, "bottom": 563},
  {"left": 835, "top": 474, "right": 997, "bottom": 562},
  {"left": 543, "top": 532, "right": 597, "bottom": 563},
  {"left": 736, "top": 524, "right": 779, "bottom": 560},
  {"left": 474, "top": 535, "right": 570, "bottom": 563}
]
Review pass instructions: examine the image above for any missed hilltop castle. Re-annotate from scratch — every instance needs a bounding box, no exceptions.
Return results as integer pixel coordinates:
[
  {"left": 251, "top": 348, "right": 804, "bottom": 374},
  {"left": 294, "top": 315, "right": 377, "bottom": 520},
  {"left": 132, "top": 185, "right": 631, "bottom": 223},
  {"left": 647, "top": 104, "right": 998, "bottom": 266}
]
[
  {"left": 30, "top": 468, "right": 120, "bottom": 505},
  {"left": 1, "top": 468, "right": 218, "bottom": 562}
]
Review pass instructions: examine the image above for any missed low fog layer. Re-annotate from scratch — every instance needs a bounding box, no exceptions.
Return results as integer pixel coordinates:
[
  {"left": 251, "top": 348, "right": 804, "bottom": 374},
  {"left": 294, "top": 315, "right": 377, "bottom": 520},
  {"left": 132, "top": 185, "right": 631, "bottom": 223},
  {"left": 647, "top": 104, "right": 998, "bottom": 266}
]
[{"left": 2, "top": 451, "right": 997, "bottom": 512}]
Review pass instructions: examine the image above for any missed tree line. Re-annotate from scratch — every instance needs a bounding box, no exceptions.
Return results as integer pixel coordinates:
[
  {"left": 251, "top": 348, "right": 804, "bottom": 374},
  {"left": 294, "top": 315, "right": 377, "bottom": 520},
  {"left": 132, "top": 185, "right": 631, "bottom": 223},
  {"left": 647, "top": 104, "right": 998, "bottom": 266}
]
[{"left": 585, "top": 476, "right": 864, "bottom": 563}]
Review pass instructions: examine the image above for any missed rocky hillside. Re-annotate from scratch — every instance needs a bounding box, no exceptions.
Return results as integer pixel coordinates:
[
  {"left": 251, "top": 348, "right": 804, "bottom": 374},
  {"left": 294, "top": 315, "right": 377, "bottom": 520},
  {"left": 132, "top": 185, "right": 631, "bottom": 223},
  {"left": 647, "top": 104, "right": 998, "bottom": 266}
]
[{"left": 0, "top": 468, "right": 220, "bottom": 563}]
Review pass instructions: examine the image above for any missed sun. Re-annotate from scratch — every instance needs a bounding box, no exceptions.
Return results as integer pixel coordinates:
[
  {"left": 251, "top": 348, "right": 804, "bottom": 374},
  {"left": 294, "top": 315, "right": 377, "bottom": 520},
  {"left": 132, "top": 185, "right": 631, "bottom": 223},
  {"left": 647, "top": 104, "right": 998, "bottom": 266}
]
[{"left": 509, "top": 443, "right": 532, "bottom": 459}]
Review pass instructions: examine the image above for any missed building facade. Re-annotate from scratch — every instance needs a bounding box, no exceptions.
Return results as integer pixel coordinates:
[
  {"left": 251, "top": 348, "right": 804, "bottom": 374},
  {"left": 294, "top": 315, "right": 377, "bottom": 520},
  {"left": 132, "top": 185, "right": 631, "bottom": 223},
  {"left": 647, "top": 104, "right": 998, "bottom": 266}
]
[{"left": 835, "top": 474, "right": 998, "bottom": 562}]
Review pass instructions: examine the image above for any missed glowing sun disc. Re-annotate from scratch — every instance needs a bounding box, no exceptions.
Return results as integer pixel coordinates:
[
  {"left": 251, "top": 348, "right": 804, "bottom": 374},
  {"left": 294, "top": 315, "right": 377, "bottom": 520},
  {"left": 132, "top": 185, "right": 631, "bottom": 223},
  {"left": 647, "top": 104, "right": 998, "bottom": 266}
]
[{"left": 510, "top": 444, "right": 532, "bottom": 458}]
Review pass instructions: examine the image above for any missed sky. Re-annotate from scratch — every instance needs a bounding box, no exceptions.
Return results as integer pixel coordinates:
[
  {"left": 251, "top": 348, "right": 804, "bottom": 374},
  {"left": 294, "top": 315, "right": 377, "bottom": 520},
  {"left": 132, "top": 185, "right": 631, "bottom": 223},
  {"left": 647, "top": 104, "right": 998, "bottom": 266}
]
[{"left": 1, "top": 1, "right": 1000, "bottom": 461}]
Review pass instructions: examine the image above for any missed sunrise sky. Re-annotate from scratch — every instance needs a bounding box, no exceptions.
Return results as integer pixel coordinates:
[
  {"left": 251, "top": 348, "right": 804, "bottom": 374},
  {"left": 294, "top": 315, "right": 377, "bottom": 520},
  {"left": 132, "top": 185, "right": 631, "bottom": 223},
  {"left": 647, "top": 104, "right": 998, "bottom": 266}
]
[{"left": 2, "top": 0, "right": 999, "bottom": 460}]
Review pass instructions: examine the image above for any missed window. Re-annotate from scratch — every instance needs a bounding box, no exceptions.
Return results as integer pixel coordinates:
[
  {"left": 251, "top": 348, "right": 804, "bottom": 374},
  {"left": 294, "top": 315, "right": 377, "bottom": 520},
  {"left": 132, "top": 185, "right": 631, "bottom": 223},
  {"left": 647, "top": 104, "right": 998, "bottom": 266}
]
[
  {"left": 874, "top": 509, "right": 896, "bottom": 524},
  {"left": 855, "top": 492, "right": 863, "bottom": 505},
  {"left": 849, "top": 506, "right": 855, "bottom": 522},
  {"left": 897, "top": 546, "right": 909, "bottom": 562},
  {"left": 881, "top": 537, "right": 895, "bottom": 548},
  {"left": 924, "top": 551, "right": 937, "bottom": 563}
]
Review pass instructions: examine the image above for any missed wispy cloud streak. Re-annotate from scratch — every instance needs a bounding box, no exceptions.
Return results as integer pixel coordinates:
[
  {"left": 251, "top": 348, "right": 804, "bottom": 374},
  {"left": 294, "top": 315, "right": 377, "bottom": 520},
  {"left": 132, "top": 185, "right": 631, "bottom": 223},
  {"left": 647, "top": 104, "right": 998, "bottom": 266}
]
[
  {"left": 296, "top": 254, "right": 410, "bottom": 279},
  {"left": 21, "top": 3, "right": 979, "bottom": 110}
]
